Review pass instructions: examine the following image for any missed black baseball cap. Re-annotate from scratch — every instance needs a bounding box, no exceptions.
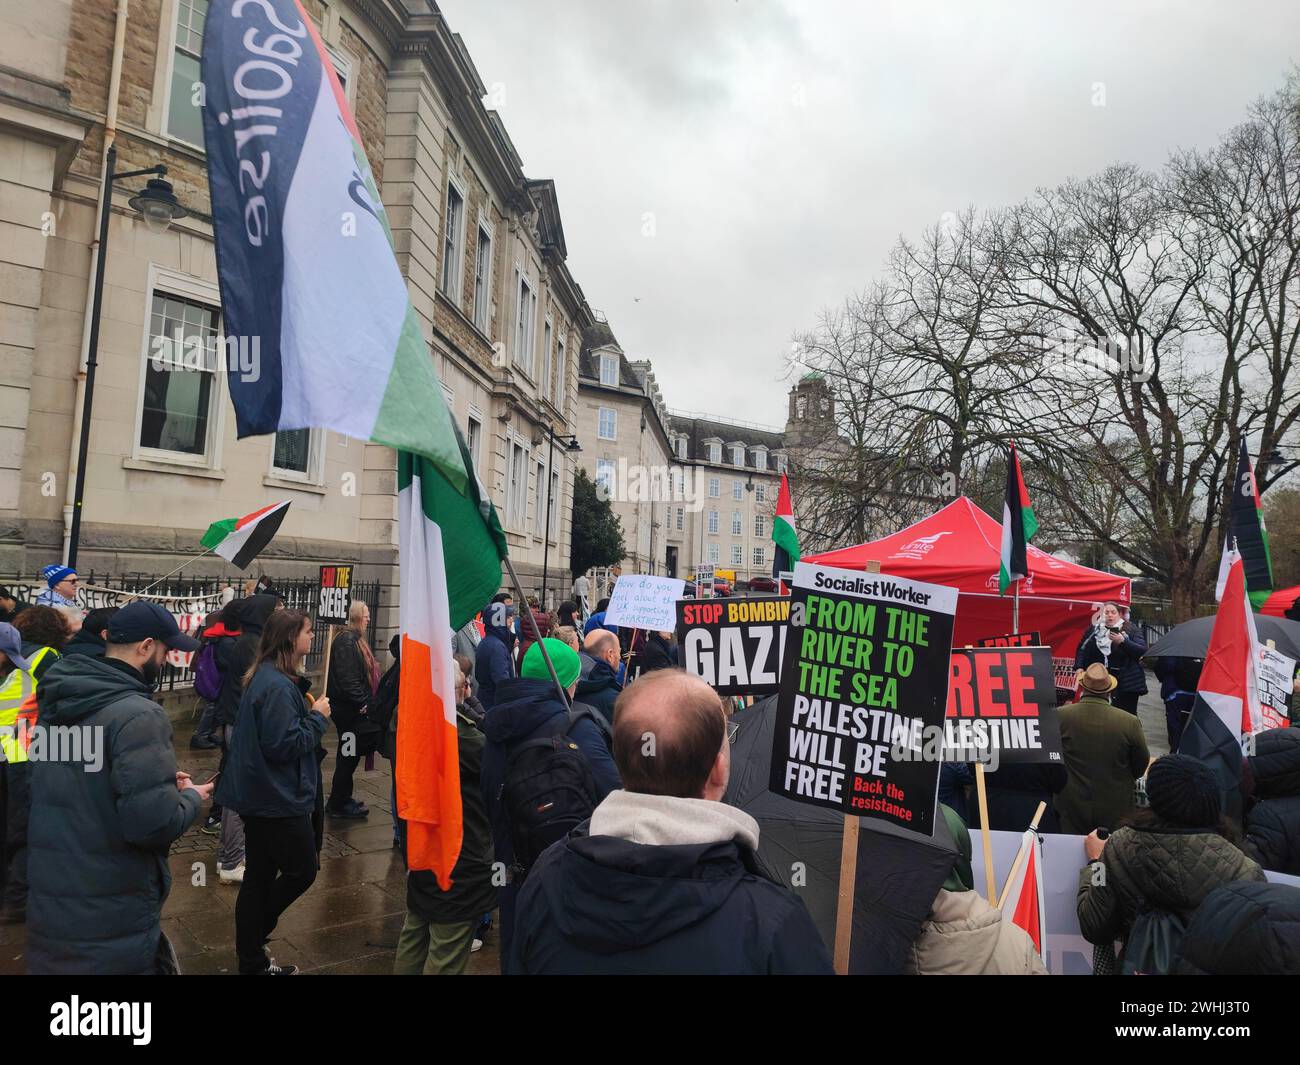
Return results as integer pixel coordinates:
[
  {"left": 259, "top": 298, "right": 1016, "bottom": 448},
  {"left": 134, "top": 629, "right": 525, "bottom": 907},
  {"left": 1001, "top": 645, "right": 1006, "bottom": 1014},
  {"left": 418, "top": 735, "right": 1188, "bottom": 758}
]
[{"left": 107, "top": 601, "right": 201, "bottom": 652}]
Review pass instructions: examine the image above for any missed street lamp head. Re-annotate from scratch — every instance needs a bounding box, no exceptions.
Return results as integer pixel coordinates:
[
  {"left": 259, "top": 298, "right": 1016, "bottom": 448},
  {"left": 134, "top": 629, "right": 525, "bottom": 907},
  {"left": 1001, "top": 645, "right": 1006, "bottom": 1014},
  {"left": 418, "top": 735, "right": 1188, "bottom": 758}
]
[
  {"left": 565, "top": 436, "right": 582, "bottom": 453},
  {"left": 129, "top": 175, "right": 187, "bottom": 233}
]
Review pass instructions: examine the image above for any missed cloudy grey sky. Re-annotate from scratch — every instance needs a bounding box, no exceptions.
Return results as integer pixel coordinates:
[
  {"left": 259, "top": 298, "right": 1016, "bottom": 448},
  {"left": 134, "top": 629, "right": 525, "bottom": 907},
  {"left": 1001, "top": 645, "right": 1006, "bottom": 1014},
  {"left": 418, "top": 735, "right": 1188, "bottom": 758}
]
[{"left": 439, "top": 0, "right": 1300, "bottom": 428}]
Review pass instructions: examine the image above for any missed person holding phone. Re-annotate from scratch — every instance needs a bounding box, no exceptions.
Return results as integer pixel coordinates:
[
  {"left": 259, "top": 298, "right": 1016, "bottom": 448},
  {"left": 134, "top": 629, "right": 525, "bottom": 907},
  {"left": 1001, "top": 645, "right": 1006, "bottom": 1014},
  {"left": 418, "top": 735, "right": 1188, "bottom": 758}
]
[
  {"left": 216, "top": 609, "right": 331, "bottom": 975},
  {"left": 25, "top": 601, "right": 211, "bottom": 974}
]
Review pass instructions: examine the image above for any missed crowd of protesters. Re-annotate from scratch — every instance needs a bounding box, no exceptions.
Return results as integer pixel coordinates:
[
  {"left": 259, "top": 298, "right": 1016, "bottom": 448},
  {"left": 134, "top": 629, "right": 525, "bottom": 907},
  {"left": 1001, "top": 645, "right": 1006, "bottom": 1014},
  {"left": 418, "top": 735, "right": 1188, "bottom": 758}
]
[{"left": 0, "top": 571, "right": 1296, "bottom": 977}]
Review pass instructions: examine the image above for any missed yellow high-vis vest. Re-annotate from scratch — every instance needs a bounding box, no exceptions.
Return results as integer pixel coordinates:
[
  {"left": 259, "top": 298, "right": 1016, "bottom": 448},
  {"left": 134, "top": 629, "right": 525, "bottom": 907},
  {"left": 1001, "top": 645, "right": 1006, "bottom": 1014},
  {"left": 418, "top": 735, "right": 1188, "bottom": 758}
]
[{"left": 0, "top": 646, "right": 57, "bottom": 764}]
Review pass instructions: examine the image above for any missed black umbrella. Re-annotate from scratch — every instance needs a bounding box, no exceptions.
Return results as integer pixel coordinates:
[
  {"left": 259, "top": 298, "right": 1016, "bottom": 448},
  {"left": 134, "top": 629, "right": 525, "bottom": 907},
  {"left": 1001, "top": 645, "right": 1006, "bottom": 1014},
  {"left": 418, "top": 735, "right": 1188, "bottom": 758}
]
[
  {"left": 1147, "top": 613, "right": 1300, "bottom": 661},
  {"left": 724, "top": 695, "right": 958, "bottom": 974}
]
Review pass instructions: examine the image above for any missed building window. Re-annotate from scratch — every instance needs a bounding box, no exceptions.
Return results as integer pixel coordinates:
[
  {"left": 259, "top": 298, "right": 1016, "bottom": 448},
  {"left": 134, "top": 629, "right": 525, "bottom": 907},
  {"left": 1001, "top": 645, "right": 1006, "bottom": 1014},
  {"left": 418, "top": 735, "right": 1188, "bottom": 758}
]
[
  {"left": 733, "top": 479, "right": 743, "bottom": 500},
  {"left": 754, "top": 447, "right": 768, "bottom": 471},
  {"left": 599, "top": 352, "right": 618, "bottom": 386},
  {"left": 755, "top": 483, "right": 766, "bottom": 503},
  {"left": 534, "top": 460, "right": 547, "bottom": 535},
  {"left": 596, "top": 458, "right": 615, "bottom": 496},
  {"left": 754, "top": 514, "right": 766, "bottom": 538},
  {"left": 542, "top": 321, "right": 553, "bottom": 404},
  {"left": 598, "top": 407, "right": 617, "bottom": 440},
  {"left": 707, "top": 543, "right": 720, "bottom": 564},
  {"left": 507, "top": 440, "right": 528, "bottom": 528},
  {"left": 272, "top": 429, "right": 320, "bottom": 481},
  {"left": 731, "top": 511, "right": 742, "bottom": 535},
  {"left": 731, "top": 444, "right": 745, "bottom": 466},
  {"left": 753, "top": 546, "right": 765, "bottom": 567},
  {"left": 708, "top": 441, "right": 722, "bottom": 463},
  {"left": 676, "top": 436, "right": 688, "bottom": 459},
  {"left": 514, "top": 272, "right": 537, "bottom": 376},
  {"left": 441, "top": 181, "right": 465, "bottom": 301},
  {"left": 708, "top": 477, "right": 719, "bottom": 498},
  {"left": 707, "top": 510, "right": 718, "bottom": 535},
  {"left": 473, "top": 225, "right": 492, "bottom": 331},
  {"left": 676, "top": 507, "right": 684, "bottom": 531},
  {"left": 549, "top": 469, "right": 560, "bottom": 539},
  {"left": 139, "top": 290, "right": 219, "bottom": 460},
  {"left": 731, "top": 544, "right": 743, "bottom": 567},
  {"left": 553, "top": 335, "right": 565, "bottom": 409},
  {"left": 166, "top": 0, "right": 206, "bottom": 145},
  {"left": 467, "top": 413, "right": 482, "bottom": 471},
  {"left": 775, "top": 453, "right": 787, "bottom": 474}
]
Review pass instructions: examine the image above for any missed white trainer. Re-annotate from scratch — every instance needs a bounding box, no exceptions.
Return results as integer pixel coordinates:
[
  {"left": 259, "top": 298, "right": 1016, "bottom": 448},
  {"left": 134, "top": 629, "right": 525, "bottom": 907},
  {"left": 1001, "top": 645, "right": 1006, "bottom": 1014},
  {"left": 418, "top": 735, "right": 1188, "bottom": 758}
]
[{"left": 219, "top": 862, "right": 245, "bottom": 884}]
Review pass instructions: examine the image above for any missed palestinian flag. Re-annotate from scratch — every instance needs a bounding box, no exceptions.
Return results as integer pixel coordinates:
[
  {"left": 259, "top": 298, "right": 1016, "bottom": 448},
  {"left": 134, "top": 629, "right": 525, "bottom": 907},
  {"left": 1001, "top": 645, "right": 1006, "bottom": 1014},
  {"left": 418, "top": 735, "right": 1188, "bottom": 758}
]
[
  {"left": 772, "top": 474, "right": 801, "bottom": 580},
  {"left": 398, "top": 432, "right": 507, "bottom": 889},
  {"left": 200, "top": 501, "right": 290, "bottom": 570},
  {"left": 998, "top": 441, "right": 1039, "bottom": 595},
  {"left": 1000, "top": 828, "right": 1046, "bottom": 958},
  {"left": 1178, "top": 558, "right": 1263, "bottom": 823},
  {"left": 1217, "top": 440, "right": 1273, "bottom": 608}
]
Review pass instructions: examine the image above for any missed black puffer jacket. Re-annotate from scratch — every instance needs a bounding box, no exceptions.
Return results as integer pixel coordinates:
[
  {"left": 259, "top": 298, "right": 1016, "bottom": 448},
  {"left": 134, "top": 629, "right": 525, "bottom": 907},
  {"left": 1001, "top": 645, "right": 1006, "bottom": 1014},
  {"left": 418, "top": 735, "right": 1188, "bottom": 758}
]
[
  {"left": 1073, "top": 620, "right": 1149, "bottom": 694},
  {"left": 1175, "top": 881, "right": 1300, "bottom": 974},
  {"left": 27, "top": 655, "right": 201, "bottom": 974},
  {"left": 508, "top": 822, "right": 832, "bottom": 975},
  {"left": 1245, "top": 727, "right": 1300, "bottom": 874},
  {"left": 214, "top": 595, "right": 279, "bottom": 727},
  {"left": 1076, "top": 814, "right": 1265, "bottom": 948}
]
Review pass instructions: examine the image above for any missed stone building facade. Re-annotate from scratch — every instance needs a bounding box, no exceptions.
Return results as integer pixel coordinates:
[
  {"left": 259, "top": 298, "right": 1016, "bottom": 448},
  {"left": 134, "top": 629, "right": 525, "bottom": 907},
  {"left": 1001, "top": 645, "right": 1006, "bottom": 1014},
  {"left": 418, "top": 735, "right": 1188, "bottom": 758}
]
[{"left": 0, "top": 0, "right": 593, "bottom": 639}]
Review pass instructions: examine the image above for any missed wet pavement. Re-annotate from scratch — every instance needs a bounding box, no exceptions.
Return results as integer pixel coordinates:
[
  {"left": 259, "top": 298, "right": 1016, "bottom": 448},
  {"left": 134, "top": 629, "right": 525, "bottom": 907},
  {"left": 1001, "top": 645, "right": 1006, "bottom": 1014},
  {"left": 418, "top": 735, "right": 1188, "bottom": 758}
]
[{"left": 0, "top": 709, "right": 502, "bottom": 976}]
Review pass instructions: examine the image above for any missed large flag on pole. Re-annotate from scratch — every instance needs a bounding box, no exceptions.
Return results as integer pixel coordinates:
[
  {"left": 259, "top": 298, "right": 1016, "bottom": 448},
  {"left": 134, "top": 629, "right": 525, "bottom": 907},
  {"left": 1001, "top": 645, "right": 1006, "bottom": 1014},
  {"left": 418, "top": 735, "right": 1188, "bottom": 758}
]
[
  {"left": 200, "top": 0, "right": 450, "bottom": 464},
  {"left": 771, "top": 474, "right": 801, "bottom": 579},
  {"left": 1178, "top": 558, "right": 1263, "bottom": 823},
  {"left": 1216, "top": 441, "right": 1272, "bottom": 607},
  {"left": 998, "top": 441, "right": 1039, "bottom": 595},
  {"left": 200, "top": 501, "right": 290, "bottom": 570},
  {"left": 398, "top": 443, "right": 507, "bottom": 888},
  {"left": 999, "top": 828, "right": 1046, "bottom": 958}
]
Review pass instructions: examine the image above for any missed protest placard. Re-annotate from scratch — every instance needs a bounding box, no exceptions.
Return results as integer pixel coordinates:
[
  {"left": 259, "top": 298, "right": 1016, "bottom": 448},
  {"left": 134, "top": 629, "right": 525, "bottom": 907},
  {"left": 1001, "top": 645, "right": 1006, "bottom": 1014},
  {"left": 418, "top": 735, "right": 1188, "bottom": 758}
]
[
  {"left": 604, "top": 573, "right": 685, "bottom": 631},
  {"left": 769, "top": 560, "right": 957, "bottom": 836},
  {"left": 676, "top": 596, "right": 790, "bottom": 695},
  {"left": 1256, "top": 645, "right": 1296, "bottom": 731},
  {"left": 696, "top": 565, "right": 715, "bottom": 599},
  {"left": 316, "top": 564, "right": 353, "bottom": 624},
  {"left": 945, "top": 646, "right": 1062, "bottom": 764},
  {"left": 976, "top": 630, "right": 1042, "bottom": 648}
]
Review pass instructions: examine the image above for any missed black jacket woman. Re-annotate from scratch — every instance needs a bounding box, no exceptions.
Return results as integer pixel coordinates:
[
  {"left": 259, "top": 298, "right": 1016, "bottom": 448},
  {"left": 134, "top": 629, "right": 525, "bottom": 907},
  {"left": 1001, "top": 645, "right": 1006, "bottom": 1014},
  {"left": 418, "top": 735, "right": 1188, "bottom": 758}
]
[
  {"left": 1076, "top": 755, "right": 1265, "bottom": 961},
  {"left": 325, "top": 600, "right": 380, "bottom": 818},
  {"left": 1073, "top": 601, "right": 1148, "bottom": 714},
  {"left": 1244, "top": 726, "right": 1300, "bottom": 875},
  {"left": 215, "top": 609, "right": 332, "bottom": 975}
]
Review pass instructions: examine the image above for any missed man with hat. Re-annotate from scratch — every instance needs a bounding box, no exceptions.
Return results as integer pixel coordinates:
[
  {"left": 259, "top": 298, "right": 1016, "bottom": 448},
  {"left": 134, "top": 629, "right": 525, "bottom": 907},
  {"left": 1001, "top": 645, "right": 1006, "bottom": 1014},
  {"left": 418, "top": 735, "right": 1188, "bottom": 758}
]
[
  {"left": 480, "top": 637, "right": 621, "bottom": 968},
  {"left": 33, "top": 565, "right": 79, "bottom": 610},
  {"left": 25, "top": 601, "right": 214, "bottom": 974},
  {"left": 1055, "top": 662, "right": 1151, "bottom": 835}
]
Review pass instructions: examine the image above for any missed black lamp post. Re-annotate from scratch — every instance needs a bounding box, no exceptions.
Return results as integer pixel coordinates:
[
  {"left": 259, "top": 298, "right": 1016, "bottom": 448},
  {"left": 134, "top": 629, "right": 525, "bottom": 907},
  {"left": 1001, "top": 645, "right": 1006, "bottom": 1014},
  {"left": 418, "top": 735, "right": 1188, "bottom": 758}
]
[
  {"left": 67, "top": 145, "right": 187, "bottom": 568},
  {"left": 542, "top": 426, "right": 582, "bottom": 609}
]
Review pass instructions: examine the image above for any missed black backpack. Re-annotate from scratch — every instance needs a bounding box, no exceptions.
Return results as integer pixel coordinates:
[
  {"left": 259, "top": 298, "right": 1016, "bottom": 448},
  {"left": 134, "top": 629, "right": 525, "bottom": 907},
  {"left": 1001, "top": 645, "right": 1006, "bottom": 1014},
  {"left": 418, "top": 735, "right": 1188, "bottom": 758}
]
[
  {"left": 1120, "top": 904, "right": 1188, "bottom": 975},
  {"left": 373, "top": 660, "right": 400, "bottom": 761},
  {"left": 500, "top": 708, "right": 600, "bottom": 880}
]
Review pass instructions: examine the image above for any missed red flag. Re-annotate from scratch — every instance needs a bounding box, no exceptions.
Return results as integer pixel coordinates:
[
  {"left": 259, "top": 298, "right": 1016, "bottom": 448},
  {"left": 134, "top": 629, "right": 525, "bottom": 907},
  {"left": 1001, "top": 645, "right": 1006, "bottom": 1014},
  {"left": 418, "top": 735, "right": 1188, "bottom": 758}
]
[{"left": 1000, "top": 829, "right": 1046, "bottom": 957}]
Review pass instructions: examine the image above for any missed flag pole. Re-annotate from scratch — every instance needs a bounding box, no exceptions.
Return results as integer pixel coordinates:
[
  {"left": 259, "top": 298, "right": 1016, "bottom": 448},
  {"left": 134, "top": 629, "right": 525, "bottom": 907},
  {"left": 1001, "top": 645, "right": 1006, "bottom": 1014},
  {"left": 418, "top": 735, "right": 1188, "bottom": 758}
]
[
  {"left": 134, "top": 546, "right": 217, "bottom": 596},
  {"left": 503, "top": 555, "right": 570, "bottom": 707},
  {"left": 1013, "top": 579, "right": 1020, "bottom": 631},
  {"left": 996, "top": 801, "right": 1047, "bottom": 908}
]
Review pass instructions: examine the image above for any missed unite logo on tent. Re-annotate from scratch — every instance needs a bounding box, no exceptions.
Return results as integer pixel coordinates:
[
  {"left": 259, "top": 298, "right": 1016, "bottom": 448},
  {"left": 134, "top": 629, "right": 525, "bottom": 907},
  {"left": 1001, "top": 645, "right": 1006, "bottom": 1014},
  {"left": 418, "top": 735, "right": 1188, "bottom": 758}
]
[
  {"left": 893, "top": 530, "right": 953, "bottom": 560},
  {"left": 986, "top": 571, "right": 1035, "bottom": 593}
]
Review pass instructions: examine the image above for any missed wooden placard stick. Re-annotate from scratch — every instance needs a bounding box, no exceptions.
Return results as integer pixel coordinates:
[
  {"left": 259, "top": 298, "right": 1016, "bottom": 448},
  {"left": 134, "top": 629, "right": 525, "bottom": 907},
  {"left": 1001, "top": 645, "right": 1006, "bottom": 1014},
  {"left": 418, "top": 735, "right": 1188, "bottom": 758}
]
[
  {"left": 833, "top": 558, "right": 881, "bottom": 975},
  {"left": 995, "top": 800, "right": 1047, "bottom": 909}
]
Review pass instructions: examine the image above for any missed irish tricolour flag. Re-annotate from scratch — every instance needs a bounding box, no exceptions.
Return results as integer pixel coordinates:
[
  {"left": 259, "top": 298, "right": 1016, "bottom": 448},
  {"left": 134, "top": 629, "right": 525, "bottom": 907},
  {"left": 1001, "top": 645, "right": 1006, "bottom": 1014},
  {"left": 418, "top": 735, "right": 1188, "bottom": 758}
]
[
  {"left": 201, "top": 0, "right": 446, "bottom": 456},
  {"left": 200, "top": 501, "right": 290, "bottom": 570},
  {"left": 999, "top": 442, "right": 1039, "bottom": 595}
]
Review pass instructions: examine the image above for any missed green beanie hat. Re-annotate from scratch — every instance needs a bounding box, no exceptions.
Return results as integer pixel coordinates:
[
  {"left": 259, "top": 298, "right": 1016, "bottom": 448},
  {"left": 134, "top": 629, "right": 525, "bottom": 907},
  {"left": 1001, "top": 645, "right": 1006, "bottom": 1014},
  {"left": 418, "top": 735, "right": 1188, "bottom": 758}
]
[{"left": 521, "top": 638, "right": 582, "bottom": 688}]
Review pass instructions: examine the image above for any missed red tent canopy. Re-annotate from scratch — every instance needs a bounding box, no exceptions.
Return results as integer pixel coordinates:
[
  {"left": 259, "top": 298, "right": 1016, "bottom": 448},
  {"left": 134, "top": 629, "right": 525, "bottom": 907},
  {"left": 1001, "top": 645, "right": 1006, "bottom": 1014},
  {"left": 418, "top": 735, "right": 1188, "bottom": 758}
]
[{"left": 803, "top": 497, "right": 1132, "bottom": 670}]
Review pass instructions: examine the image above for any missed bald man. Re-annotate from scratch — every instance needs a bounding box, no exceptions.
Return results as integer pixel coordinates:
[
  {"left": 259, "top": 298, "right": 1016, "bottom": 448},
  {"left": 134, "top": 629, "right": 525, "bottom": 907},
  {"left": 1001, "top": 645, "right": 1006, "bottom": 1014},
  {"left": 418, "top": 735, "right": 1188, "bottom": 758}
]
[
  {"left": 574, "top": 629, "right": 622, "bottom": 723},
  {"left": 508, "top": 670, "right": 832, "bottom": 975}
]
